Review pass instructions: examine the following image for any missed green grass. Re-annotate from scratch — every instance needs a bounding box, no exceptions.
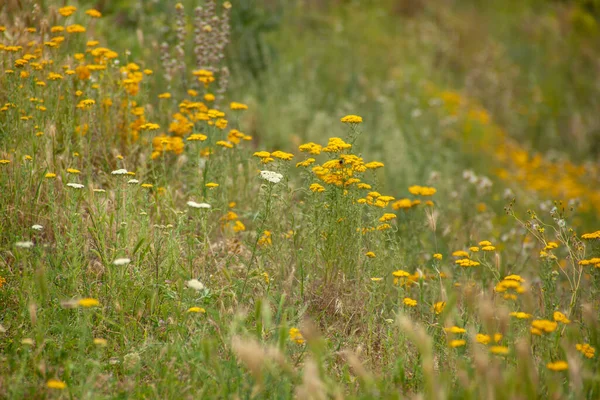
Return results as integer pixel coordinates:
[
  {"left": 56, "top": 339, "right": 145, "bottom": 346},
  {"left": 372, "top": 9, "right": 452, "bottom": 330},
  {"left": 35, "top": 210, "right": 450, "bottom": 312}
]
[{"left": 1, "top": 0, "right": 600, "bottom": 398}]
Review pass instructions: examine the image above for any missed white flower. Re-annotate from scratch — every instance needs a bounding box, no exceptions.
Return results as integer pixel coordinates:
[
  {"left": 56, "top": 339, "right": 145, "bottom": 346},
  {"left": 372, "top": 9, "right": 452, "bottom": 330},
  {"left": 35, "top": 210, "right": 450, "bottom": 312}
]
[
  {"left": 31, "top": 224, "right": 43, "bottom": 231},
  {"left": 187, "top": 201, "right": 211, "bottom": 209},
  {"left": 113, "top": 258, "right": 131, "bottom": 266},
  {"left": 67, "top": 183, "right": 85, "bottom": 189},
  {"left": 111, "top": 169, "right": 128, "bottom": 175},
  {"left": 15, "top": 241, "right": 34, "bottom": 248},
  {"left": 127, "top": 179, "right": 139, "bottom": 184},
  {"left": 93, "top": 188, "right": 106, "bottom": 193},
  {"left": 260, "top": 170, "right": 283, "bottom": 184},
  {"left": 186, "top": 279, "right": 205, "bottom": 291}
]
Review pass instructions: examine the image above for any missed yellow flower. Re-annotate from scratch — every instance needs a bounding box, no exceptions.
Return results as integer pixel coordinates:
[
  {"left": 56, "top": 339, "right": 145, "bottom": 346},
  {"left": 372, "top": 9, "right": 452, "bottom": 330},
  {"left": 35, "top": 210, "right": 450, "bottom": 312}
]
[
  {"left": 0, "top": 159, "right": 11, "bottom": 164},
  {"left": 509, "top": 311, "right": 532, "bottom": 319},
  {"left": 309, "top": 183, "right": 325, "bottom": 193},
  {"left": 93, "top": 338, "right": 107, "bottom": 346},
  {"left": 452, "top": 250, "right": 469, "bottom": 258},
  {"left": 158, "top": 92, "right": 172, "bottom": 99},
  {"left": 449, "top": 339, "right": 466, "bottom": 348},
  {"left": 233, "top": 220, "right": 246, "bottom": 232},
  {"left": 86, "top": 9, "right": 102, "bottom": 18},
  {"left": 66, "top": 24, "right": 86, "bottom": 33},
  {"left": 478, "top": 240, "right": 492, "bottom": 246},
  {"left": 258, "top": 231, "right": 272, "bottom": 246},
  {"left": 187, "top": 307, "right": 206, "bottom": 313},
  {"left": 433, "top": 301, "right": 446, "bottom": 315},
  {"left": 45, "top": 173, "right": 56, "bottom": 179},
  {"left": 141, "top": 183, "right": 153, "bottom": 188},
  {"left": 546, "top": 361, "right": 568, "bottom": 371},
  {"left": 403, "top": 298, "right": 417, "bottom": 307},
  {"left": 230, "top": 102, "right": 248, "bottom": 110},
  {"left": 444, "top": 326, "right": 466, "bottom": 334},
  {"left": 58, "top": 6, "right": 77, "bottom": 16},
  {"left": 340, "top": 114, "right": 363, "bottom": 124},
  {"left": 365, "top": 251, "right": 376, "bottom": 258},
  {"left": 271, "top": 151, "right": 294, "bottom": 160},
  {"left": 481, "top": 245, "right": 496, "bottom": 251},
  {"left": 67, "top": 168, "right": 81, "bottom": 174},
  {"left": 531, "top": 319, "right": 557, "bottom": 333},
  {"left": 553, "top": 311, "right": 570, "bottom": 324},
  {"left": 490, "top": 346, "right": 509, "bottom": 355},
  {"left": 187, "top": 133, "right": 207, "bottom": 141},
  {"left": 204, "top": 93, "right": 215, "bottom": 102},
  {"left": 289, "top": 327, "right": 305, "bottom": 344},
  {"left": 379, "top": 213, "right": 397, "bottom": 222},
  {"left": 576, "top": 343, "right": 595, "bottom": 359},
  {"left": 78, "top": 298, "right": 100, "bottom": 307},
  {"left": 205, "top": 183, "right": 219, "bottom": 188},
  {"left": 408, "top": 185, "right": 436, "bottom": 196},
  {"left": 47, "top": 379, "right": 67, "bottom": 389},
  {"left": 476, "top": 334, "right": 491, "bottom": 344},
  {"left": 469, "top": 246, "right": 479, "bottom": 252},
  {"left": 433, "top": 253, "right": 443, "bottom": 260}
]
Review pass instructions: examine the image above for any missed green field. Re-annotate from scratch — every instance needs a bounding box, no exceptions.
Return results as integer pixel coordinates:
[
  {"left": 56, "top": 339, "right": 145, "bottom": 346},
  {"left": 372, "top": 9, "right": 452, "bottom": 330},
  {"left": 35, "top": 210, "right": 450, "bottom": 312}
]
[{"left": 1, "top": 1, "right": 600, "bottom": 398}]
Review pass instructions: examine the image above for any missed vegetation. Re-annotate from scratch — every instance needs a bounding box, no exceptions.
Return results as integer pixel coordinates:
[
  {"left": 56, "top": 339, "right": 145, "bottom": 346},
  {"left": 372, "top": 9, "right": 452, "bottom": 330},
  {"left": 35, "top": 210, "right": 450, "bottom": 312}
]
[{"left": 1, "top": 0, "right": 599, "bottom": 398}]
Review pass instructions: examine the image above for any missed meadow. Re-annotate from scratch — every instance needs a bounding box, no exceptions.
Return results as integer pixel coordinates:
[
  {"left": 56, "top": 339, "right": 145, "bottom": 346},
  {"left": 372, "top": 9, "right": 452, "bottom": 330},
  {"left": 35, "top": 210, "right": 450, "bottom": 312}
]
[{"left": 1, "top": 0, "right": 600, "bottom": 398}]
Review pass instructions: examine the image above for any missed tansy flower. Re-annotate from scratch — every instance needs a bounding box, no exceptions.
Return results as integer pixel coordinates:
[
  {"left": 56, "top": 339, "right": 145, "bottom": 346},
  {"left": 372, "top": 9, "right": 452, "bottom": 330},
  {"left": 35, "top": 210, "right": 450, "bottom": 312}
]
[
  {"left": 205, "top": 182, "right": 219, "bottom": 188},
  {"left": 187, "top": 307, "right": 206, "bottom": 313},
  {"left": 576, "top": 343, "right": 595, "bottom": 359},
  {"left": 509, "top": 311, "right": 532, "bottom": 319},
  {"left": 546, "top": 361, "right": 568, "bottom": 371},
  {"left": 433, "top": 253, "right": 443, "bottom": 260},
  {"left": 482, "top": 245, "right": 496, "bottom": 251},
  {"left": 289, "top": 327, "right": 305, "bottom": 344},
  {"left": 365, "top": 251, "right": 376, "bottom": 258},
  {"left": 476, "top": 334, "right": 491, "bottom": 344},
  {"left": 230, "top": 102, "right": 248, "bottom": 110},
  {"left": 444, "top": 326, "right": 466, "bottom": 334},
  {"left": 86, "top": 9, "right": 102, "bottom": 18},
  {"left": 93, "top": 338, "right": 107, "bottom": 346},
  {"left": 553, "top": 311, "right": 570, "bottom": 324},
  {"left": 490, "top": 346, "right": 509, "bottom": 355},
  {"left": 340, "top": 114, "right": 363, "bottom": 124},
  {"left": 403, "top": 298, "right": 417, "bottom": 307},
  {"left": 78, "top": 298, "right": 100, "bottom": 307},
  {"left": 379, "top": 213, "right": 397, "bottom": 222},
  {"left": 59, "top": 6, "right": 77, "bottom": 16},
  {"left": 449, "top": 339, "right": 466, "bottom": 348},
  {"left": 433, "top": 301, "right": 446, "bottom": 314},
  {"left": 478, "top": 240, "right": 492, "bottom": 246},
  {"left": 47, "top": 379, "right": 67, "bottom": 389},
  {"left": 531, "top": 319, "right": 557, "bottom": 334},
  {"left": 141, "top": 183, "right": 153, "bottom": 188},
  {"left": 113, "top": 258, "right": 131, "bottom": 266},
  {"left": 67, "top": 168, "right": 81, "bottom": 174}
]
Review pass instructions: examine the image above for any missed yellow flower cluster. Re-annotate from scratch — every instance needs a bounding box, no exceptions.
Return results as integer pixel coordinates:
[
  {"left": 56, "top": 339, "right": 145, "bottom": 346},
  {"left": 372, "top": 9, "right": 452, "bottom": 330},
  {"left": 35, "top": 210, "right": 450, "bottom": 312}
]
[
  {"left": 576, "top": 343, "right": 595, "bottom": 359},
  {"left": 408, "top": 185, "right": 437, "bottom": 196}
]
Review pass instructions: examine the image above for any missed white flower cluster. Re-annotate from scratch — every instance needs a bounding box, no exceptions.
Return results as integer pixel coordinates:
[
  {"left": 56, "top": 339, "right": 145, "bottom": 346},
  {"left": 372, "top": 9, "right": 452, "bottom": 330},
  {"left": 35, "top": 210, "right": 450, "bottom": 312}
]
[
  {"left": 187, "top": 201, "right": 211, "bottom": 209},
  {"left": 260, "top": 170, "right": 283, "bottom": 184},
  {"left": 67, "top": 183, "right": 85, "bottom": 189},
  {"left": 111, "top": 169, "right": 128, "bottom": 175}
]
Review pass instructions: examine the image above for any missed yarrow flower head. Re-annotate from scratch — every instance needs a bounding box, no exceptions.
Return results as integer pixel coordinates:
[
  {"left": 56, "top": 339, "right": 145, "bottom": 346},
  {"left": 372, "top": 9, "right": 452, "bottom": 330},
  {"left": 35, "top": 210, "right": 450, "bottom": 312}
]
[
  {"left": 31, "top": 224, "right": 43, "bottom": 231},
  {"left": 260, "top": 170, "right": 283, "bottom": 184},
  {"left": 67, "top": 183, "right": 85, "bottom": 189},
  {"left": 15, "top": 241, "right": 34, "bottom": 249},
  {"left": 113, "top": 258, "right": 131, "bottom": 266},
  {"left": 111, "top": 169, "right": 128, "bottom": 175},
  {"left": 187, "top": 201, "right": 211, "bottom": 209},
  {"left": 340, "top": 114, "right": 363, "bottom": 124},
  {"left": 186, "top": 279, "right": 205, "bottom": 291}
]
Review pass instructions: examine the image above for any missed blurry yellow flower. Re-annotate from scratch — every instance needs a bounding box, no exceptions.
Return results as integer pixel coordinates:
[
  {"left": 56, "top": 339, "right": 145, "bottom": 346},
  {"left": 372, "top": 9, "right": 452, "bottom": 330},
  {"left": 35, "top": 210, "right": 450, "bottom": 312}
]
[
  {"left": 205, "top": 182, "right": 219, "bottom": 188},
  {"left": 66, "top": 168, "right": 80, "bottom": 174},
  {"left": 59, "top": 6, "right": 77, "bottom": 16},
  {"left": 433, "top": 253, "right": 443, "bottom": 260},
  {"left": 45, "top": 173, "right": 56, "bottom": 179},
  {"left": 230, "top": 102, "right": 248, "bottom": 110},
  {"left": 449, "top": 339, "right": 466, "bottom": 348},
  {"left": 476, "top": 334, "right": 491, "bottom": 344},
  {"left": 490, "top": 346, "right": 509, "bottom": 355},
  {"left": 365, "top": 251, "right": 376, "bottom": 258},
  {"left": 187, "top": 307, "right": 206, "bottom": 313},
  {"left": 66, "top": 24, "right": 86, "bottom": 33},
  {"left": 481, "top": 245, "right": 496, "bottom": 251},
  {"left": 444, "top": 326, "right": 466, "bottom": 334},
  {"left": 433, "top": 301, "right": 446, "bottom": 314},
  {"left": 289, "top": 327, "right": 305, "bottom": 344},
  {"left": 93, "top": 338, "right": 107, "bottom": 346},
  {"left": 47, "top": 379, "right": 67, "bottom": 389},
  {"left": 403, "top": 298, "right": 417, "bottom": 307},
  {"left": 78, "top": 298, "right": 100, "bottom": 307},
  {"left": 546, "top": 361, "right": 568, "bottom": 371},
  {"left": 86, "top": 9, "right": 102, "bottom": 18},
  {"left": 531, "top": 319, "right": 557, "bottom": 333},
  {"left": 576, "top": 343, "right": 595, "bottom": 359},
  {"left": 553, "top": 311, "right": 570, "bottom": 324}
]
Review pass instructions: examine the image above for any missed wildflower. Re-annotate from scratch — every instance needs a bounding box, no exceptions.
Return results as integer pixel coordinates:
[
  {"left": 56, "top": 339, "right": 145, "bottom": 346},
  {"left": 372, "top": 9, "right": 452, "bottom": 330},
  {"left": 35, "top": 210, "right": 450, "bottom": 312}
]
[
  {"left": 111, "top": 169, "right": 128, "bottom": 175},
  {"left": 187, "top": 133, "right": 207, "bottom": 141},
  {"left": 204, "top": 93, "right": 215, "bottom": 102},
  {"left": 379, "top": 213, "right": 397, "bottom": 222},
  {"left": 392, "top": 199, "right": 413, "bottom": 210},
  {"left": 490, "top": 346, "right": 509, "bottom": 355},
  {"left": 258, "top": 231, "right": 272, "bottom": 246},
  {"left": 186, "top": 279, "right": 205, "bottom": 291},
  {"left": 531, "top": 319, "right": 557, "bottom": 334},
  {"left": 433, "top": 301, "right": 446, "bottom": 314},
  {"left": 546, "top": 361, "right": 568, "bottom": 371},
  {"left": 46, "top": 379, "right": 67, "bottom": 390},
  {"left": 576, "top": 343, "right": 595, "bottom": 359},
  {"left": 433, "top": 253, "right": 443, "bottom": 260},
  {"left": 478, "top": 240, "right": 492, "bottom": 246},
  {"left": 449, "top": 339, "right": 466, "bottom": 348},
  {"left": 271, "top": 151, "right": 294, "bottom": 161},
  {"left": 310, "top": 183, "right": 325, "bottom": 193},
  {"left": 482, "top": 245, "right": 496, "bottom": 251},
  {"left": 78, "top": 298, "right": 100, "bottom": 307},
  {"left": 185, "top": 200, "right": 211, "bottom": 210},
  {"left": 553, "top": 311, "right": 570, "bottom": 324},
  {"left": 509, "top": 311, "right": 532, "bottom": 319},
  {"left": 403, "top": 298, "right": 417, "bottom": 307},
  {"left": 230, "top": 102, "right": 248, "bottom": 110},
  {"left": 476, "top": 334, "right": 491, "bottom": 344},
  {"left": 365, "top": 251, "right": 376, "bottom": 258},
  {"left": 66, "top": 24, "right": 86, "bottom": 33},
  {"left": 340, "top": 114, "right": 363, "bottom": 124},
  {"left": 141, "top": 183, "right": 153, "bottom": 189},
  {"left": 581, "top": 231, "right": 600, "bottom": 240},
  {"left": 21, "top": 338, "right": 34, "bottom": 345},
  {"left": 158, "top": 92, "right": 172, "bottom": 99},
  {"left": 233, "top": 220, "right": 246, "bottom": 232},
  {"left": 15, "top": 241, "right": 34, "bottom": 249},
  {"left": 260, "top": 170, "right": 283, "bottom": 184},
  {"left": 93, "top": 338, "right": 107, "bottom": 346},
  {"left": 452, "top": 250, "right": 469, "bottom": 258},
  {"left": 187, "top": 307, "right": 206, "bottom": 313},
  {"left": 67, "top": 168, "right": 81, "bottom": 174},
  {"left": 31, "top": 225, "right": 43, "bottom": 231},
  {"left": 86, "top": 9, "right": 102, "bottom": 18},
  {"left": 59, "top": 6, "right": 77, "bottom": 16},
  {"left": 444, "top": 326, "right": 466, "bottom": 334},
  {"left": 371, "top": 277, "right": 383, "bottom": 282},
  {"left": 205, "top": 182, "right": 219, "bottom": 188},
  {"left": 127, "top": 179, "right": 139, "bottom": 184},
  {"left": 113, "top": 258, "right": 131, "bottom": 266},
  {"left": 289, "top": 327, "right": 305, "bottom": 344},
  {"left": 469, "top": 246, "right": 479, "bottom": 252},
  {"left": 67, "top": 183, "right": 85, "bottom": 189},
  {"left": 408, "top": 185, "right": 437, "bottom": 196}
]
